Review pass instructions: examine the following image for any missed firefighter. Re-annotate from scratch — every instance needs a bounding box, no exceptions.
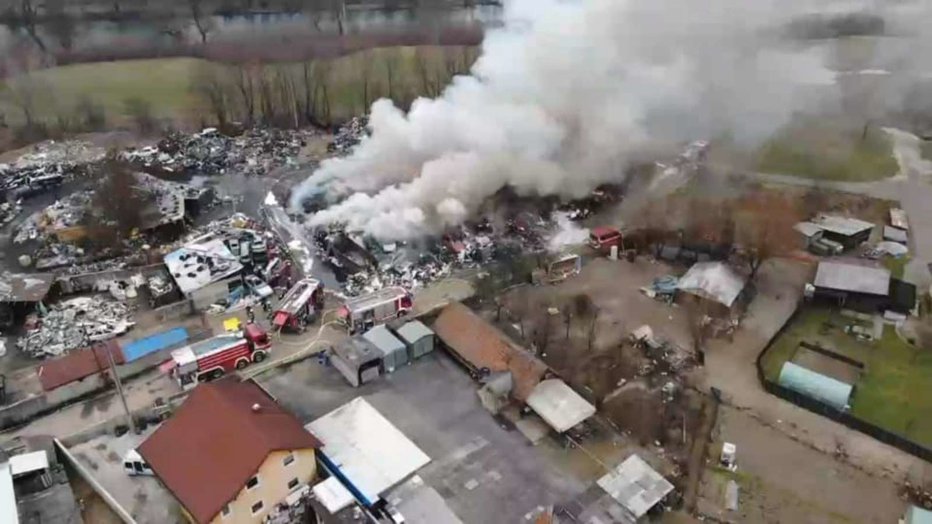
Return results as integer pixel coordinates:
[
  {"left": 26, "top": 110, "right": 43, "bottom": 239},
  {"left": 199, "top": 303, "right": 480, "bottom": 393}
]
[{"left": 246, "top": 305, "right": 256, "bottom": 324}]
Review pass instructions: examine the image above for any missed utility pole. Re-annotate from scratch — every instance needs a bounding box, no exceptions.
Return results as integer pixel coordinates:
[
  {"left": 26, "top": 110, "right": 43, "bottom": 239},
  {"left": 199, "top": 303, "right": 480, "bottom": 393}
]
[{"left": 104, "top": 343, "right": 137, "bottom": 435}]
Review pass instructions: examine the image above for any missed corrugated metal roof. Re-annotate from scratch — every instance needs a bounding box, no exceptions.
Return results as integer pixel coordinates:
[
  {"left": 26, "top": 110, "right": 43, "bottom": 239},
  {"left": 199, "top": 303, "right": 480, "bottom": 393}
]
[
  {"left": 890, "top": 208, "right": 909, "bottom": 231},
  {"left": 811, "top": 215, "right": 875, "bottom": 236},
  {"left": 37, "top": 341, "right": 124, "bottom": 392},
  {"left": 676, "top": 262, "right": 747, "bottom": 307},
  {"left": 597, "top": 454, "right": 673, "bottom": 520},
  {"left": 883, "top": 226, "right": 908, "bottom": 244},
  {"left": 0, "top": 463, "right": 17, "bottom": 524},
  {"left": 778, "top": 362, "right": 853, "bottom": 411},
  {"left": 306, "top": 397, "right": 430, "bottom": 505},
  {"left": 794, "top": 222, "right": 824, "bottom": 238},
  {"left": 164, "top": 238, "right": 242, "bottom": 295},
  {"left": 121, "top": 327, "right": 189, "bottom": 362},
  {"left": 433, "top": 303, "right": 547, "bottom": 401},
  {"left": 362, "top": 325, "right": 405, "bottom": 355},
  {"left": 814, "top": 261, "right": 890, "bottom": 296},
  {"left": 395, "top": 320, "right": 434, "bottom": 344},
  {"left": 527, "top": 379, "right": 595, "bottom": 433}
]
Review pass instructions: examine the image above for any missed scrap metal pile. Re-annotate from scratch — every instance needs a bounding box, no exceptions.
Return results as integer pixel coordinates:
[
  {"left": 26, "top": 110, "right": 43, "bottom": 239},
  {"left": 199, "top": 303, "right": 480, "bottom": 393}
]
[
  {"left": 327, "top": 116, "right": 369, "bottom": 155},
  {"left": 0, "top": 140, "right": 105, "bottom": 196},
  {"left": 18, "top": 296, "right": 135, "bottom": 358},
  {"left": 310, "top": 206, "right": 587, "bottom": 296},
  {"left": 121, "top": 128, "right": 312, "bottom": 176}
]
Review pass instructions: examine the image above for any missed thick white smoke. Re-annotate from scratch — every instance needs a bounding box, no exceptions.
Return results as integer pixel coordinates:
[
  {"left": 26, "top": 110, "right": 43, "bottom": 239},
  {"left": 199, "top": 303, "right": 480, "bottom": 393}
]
[{"left": 291, "top": 0, "right": 852, "bottom": 240}]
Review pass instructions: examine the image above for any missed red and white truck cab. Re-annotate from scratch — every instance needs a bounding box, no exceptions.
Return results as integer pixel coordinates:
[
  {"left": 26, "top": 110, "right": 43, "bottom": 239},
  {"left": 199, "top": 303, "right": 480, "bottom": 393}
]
[
  {"left": 338, "top": 286, "right": 413, "bottom": 334},
  {"left": 170, "top": 324, "right": 271, "bottom": 389}
]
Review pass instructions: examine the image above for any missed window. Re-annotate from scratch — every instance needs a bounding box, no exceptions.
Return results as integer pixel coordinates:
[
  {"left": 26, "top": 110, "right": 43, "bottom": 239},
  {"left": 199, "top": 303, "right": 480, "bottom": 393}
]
[
  {"left": 246, "top": 475, "right": 260, "bottom": 490},
  {"left": 287, "top": 478, "right": 299, "bottom": 490},
  {"left": 283, "top": 453, "right": 295, "bottom": 467},
  {"left": 251, "top": 501, "right": 264, "bottom": 515},
  {"left": 221, "top": 505, "right": 231, "bottom": 518}
]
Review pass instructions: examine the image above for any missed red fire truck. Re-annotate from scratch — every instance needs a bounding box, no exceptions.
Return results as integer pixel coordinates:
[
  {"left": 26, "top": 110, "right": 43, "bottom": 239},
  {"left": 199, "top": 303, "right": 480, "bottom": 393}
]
[
  {"left": 271, "top": 278, "right": 324, "bottom": 332},
  {"left": 338, "top": 286, "right": 413, "bottom": 334},
  {"left": 170, "top": 324, "right": 271, "bottom": 389}
]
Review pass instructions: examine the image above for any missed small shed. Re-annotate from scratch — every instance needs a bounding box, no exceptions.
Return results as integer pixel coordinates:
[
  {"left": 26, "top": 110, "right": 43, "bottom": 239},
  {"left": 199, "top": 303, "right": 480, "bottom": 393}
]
[
  {"left": 810, "top": 215, "right": 874, "bottom": 250},
  {"left": 905, "top": 505, "right": 932, "bottom": 524},
  {"left": 676, "top": 261, "right": 748, "bottom": 312},
  {"left": 394, "top": 320, "right": 435, "bottom": 360},
  {"left": 597, "top": 454, "right": 674, "bottom": 521},
  {"left": 883, "top": 226, "right": 908, "bottom": 244},
  {"left": 526, "top": 379, "right": 596, "bottom": 433},
  {"left": 778, "top": 362, "right": 853, "bottom": 411},
  {"left": 363, "top": 325, "right": 408, "bottom": 372},
  {"left": 331, "top": 337, "right": 382, "bottom": 387}
]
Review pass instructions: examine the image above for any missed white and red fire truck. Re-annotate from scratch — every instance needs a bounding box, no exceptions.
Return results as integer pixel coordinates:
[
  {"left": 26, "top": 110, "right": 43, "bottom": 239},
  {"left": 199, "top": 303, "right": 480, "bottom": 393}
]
[
  {"left": 170, "top": 324, "right": 271, "bottom": 389},
  {"left": 338, "top": 286, "right": 413, "bottom": 334},
  {"left": 271, "top": 277, "right": 324, "bottom": 332}
]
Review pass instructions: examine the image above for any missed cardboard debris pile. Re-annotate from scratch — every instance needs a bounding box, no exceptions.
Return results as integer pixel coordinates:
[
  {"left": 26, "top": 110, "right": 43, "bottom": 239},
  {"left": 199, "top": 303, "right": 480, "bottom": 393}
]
[
  {"left": 18, "top": 296, "right": 135, "bottom": 358},
  {"left": 328, "top": 116, "right": 369, "bottom": 155},
  {"left": 121, "top": 128, "right": 311, "bottom": 176}
]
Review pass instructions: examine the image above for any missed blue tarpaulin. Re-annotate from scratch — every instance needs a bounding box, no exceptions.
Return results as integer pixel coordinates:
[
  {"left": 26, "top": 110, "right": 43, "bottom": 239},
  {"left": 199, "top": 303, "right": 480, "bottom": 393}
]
[{"left": 120, "top": 327, "right": 189, "bottom": 362}]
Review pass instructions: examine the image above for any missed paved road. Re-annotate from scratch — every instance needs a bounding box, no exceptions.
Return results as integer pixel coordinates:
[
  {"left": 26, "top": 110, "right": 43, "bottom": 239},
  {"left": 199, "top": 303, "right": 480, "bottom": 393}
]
[{"left": 732, "top": 127, "right": 932, "bottom": 288}]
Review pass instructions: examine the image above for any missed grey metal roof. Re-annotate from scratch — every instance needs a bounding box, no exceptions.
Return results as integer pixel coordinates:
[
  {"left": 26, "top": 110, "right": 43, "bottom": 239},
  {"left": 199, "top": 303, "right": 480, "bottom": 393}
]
[
  {"left": 676, "top": 262, "right": 747, "bottom": 307},
  {"left": 597, "top": 454, "right": 673, "bottom": 520},
  {"left": 395, "top": 320, "right": 434, "bottom": 344},
  {"left": 814, "top": 261, "right": 890, "bottom": 296},
  {"left": 883, "top": 226, "right": 908, "bottom": 244},
  {"left": 811, "top": 215, "right": 874, "bottom": 237},
  {"left": 333, "top": 337, "right": 381, "bottom": 366},
  {"left": 363, "top": 325, "right": 406, "bottom": 355},
  {"left": 794, "top": 222, "right": 823, "bottom": 238},
  {"left": 526, "top": 379, "right": 595, "bottom": 433}
]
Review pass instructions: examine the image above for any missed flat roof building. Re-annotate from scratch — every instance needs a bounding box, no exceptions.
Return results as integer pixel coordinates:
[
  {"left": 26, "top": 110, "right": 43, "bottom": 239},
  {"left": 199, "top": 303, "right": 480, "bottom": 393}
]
[{"left": 810, "top": 215, "right": 874, "bottom": 250}]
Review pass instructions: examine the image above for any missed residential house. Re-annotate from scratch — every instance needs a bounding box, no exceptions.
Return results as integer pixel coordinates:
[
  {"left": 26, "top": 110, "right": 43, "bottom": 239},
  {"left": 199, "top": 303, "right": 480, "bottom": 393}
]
[{"left": 138, "top": 378, "right": 321, "bottom": 523}]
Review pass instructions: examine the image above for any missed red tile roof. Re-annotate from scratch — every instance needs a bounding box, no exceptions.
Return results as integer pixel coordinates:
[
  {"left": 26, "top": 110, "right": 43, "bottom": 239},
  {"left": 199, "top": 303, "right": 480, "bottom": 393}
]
[
  {"left": 138, "top": 378, "right": 321, "bottom": 523},
  {"left": 37, "top": 341, "right": 124, "bottom": 392},
  {"left": 433, "top": 303, "right": 547, "bottom": 401}
]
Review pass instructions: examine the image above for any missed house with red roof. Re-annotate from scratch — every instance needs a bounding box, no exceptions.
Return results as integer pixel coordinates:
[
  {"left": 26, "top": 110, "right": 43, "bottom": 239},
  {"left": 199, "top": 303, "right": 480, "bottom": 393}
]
[{"left": 137, "top": 378, "right": 321, "bottom": 523}]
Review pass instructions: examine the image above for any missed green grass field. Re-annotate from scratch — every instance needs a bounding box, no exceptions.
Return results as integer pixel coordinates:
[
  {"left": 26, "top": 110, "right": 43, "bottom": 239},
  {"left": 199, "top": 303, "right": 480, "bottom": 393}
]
[
  {"left": 0, "top": 46, "right": 472, "bottom": 129},
  {"left": 762, "top": 307, "right": 932, "bottom": 447},
  {"left": 757, "top": 122, "right": 897, "bottom": 182}
]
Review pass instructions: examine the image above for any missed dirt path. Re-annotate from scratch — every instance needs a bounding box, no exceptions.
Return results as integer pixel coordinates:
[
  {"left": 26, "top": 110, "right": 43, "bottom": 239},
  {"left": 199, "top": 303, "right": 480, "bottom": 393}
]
[{"left": 702, "top": 258, "right": 932, "bottom": 486}]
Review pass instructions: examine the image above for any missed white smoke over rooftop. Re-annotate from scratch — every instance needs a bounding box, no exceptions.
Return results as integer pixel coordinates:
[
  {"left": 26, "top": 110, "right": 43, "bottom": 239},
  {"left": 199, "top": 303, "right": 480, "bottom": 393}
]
[{"left": 291, "top": 0, "right": 855, "bottom": 240}]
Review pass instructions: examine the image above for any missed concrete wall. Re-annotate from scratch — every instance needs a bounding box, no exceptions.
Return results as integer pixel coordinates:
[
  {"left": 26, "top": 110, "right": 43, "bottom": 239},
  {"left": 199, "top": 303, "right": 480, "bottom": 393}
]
[
  {"left": 208, "top": 449, "right": 317, "bottom": 524},
  {"left": 150, "top": 299, "right": 195, "bottom": 323},
  {"left": 54, "top": 438, "right": 137, "bottom": 524}
]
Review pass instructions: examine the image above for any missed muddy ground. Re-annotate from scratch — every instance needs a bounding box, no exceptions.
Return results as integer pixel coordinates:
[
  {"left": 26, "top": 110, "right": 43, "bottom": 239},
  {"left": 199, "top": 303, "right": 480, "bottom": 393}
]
[{"left": 699, "top": 405, "right": 905, "bottom": 524}]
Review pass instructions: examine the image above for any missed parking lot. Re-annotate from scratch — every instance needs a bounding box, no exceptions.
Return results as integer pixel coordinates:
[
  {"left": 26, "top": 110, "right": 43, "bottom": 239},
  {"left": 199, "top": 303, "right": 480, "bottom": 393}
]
[{"left": 259, "top": 351, "right": 637, "bottom": 524}]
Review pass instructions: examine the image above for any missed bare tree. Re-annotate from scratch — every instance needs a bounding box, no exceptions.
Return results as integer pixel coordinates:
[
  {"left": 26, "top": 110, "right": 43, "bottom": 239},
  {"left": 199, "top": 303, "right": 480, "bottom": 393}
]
[
  {"left": 233, "top": 62, "right": 260, "bottom": 125},
  {"left": 359, "top": 51, "right": 375, "bottom": 112},
  {"left": 89, "top": 158, "right": 145, "bottom": 247},
  {"left": 383, "top": 51, "right": 400, "bottom": 103},
  {"left": 735, "top": 191, "right": 803, "bottom": 279},
  {"left": 189, "top": 0, "right": 216, "bottom": 45},
  {"left": 123, "top": 97, "right": 157, "bottom": 134},
  {"left": 413, "top": 48, "right": 438, "bottom": 98},
  {"left": 315, "top": 60, "right": 333, "bottom": 125},
  {"left": 18, "top": 0, "right": 48, "bottom": 53},
  {"left": 587, "top": 309, "right": 600, "bottom": 352},
  {"left": 191, "top": 63, "right": 230, "bottom": 127}
]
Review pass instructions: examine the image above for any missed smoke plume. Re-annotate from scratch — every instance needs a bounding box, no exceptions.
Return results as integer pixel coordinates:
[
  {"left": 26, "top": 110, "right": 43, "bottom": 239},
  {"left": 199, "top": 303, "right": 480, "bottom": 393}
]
[{"left": 291, "top": 0, "right": 886, "bottom": 240}]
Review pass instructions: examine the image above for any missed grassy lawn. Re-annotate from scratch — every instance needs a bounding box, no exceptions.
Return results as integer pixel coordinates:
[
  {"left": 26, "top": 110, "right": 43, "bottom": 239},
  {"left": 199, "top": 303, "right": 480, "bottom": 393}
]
[
  {"left": 757, "top": 121, "right": 897, "bottom": 182},
  {"left": 0, "top": 46, "right": 471, "bottom": 129},
  {"left": 882, "top": 255, "right": 910, "bottom": 280},
  {"left": 762, "top": 306, "right": 932, "bottom": 447},
  {"left": 850, "top": 326, "right": 932, "bottom": 447}
]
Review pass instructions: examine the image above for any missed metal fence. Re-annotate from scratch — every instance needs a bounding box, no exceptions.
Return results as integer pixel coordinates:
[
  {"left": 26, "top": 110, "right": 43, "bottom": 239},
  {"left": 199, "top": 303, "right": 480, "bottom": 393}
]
[{"left": 755, "top": 306, "right": 932, "bottom": 462}]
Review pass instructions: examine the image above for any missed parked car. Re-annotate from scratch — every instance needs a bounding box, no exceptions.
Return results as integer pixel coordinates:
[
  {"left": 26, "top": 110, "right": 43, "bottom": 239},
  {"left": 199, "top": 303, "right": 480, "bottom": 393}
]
[{"left": 244, "top": 274, "right": 273, "bottom": 299}]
